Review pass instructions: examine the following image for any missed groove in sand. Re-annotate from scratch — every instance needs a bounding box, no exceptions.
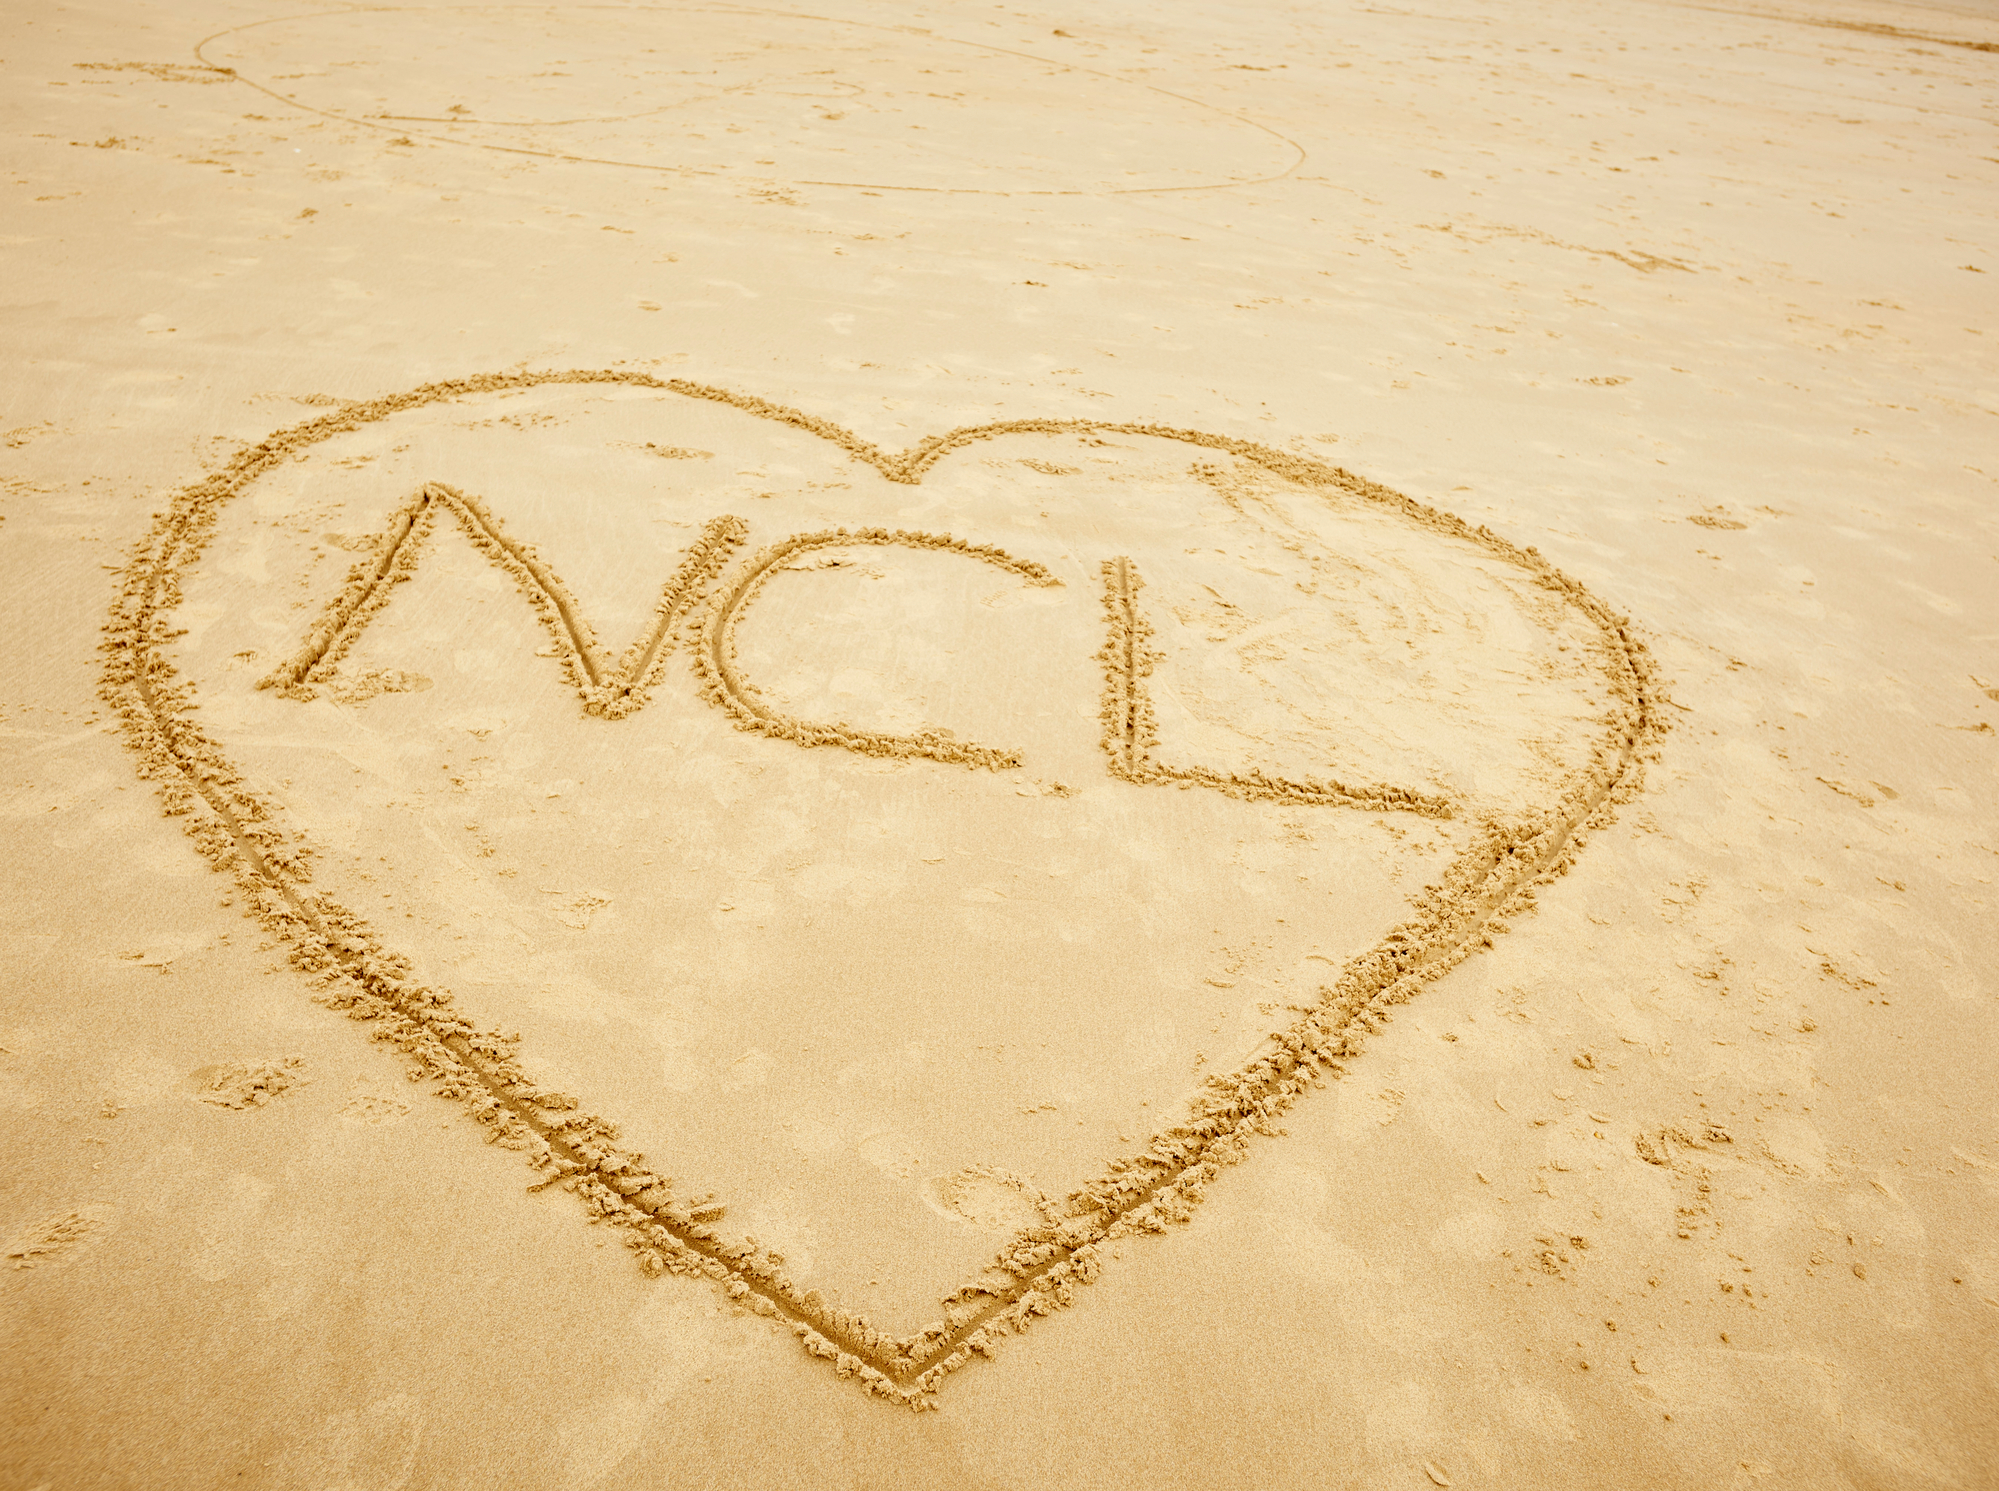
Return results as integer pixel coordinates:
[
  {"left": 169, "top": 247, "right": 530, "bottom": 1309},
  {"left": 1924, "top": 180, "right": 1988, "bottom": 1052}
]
[{"left": 101, "top": 368, "right": 1665, "bottom": 1407}]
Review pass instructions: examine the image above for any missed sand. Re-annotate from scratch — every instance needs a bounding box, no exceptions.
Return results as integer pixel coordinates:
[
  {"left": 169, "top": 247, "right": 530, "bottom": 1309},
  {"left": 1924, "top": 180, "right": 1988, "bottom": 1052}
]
[{"left": 2, "top": 0, "right": 1995, "bottom": 1484}]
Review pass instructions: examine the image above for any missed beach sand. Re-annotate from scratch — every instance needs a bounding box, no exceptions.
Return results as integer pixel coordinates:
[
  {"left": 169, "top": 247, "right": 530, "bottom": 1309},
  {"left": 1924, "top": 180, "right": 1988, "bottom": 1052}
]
[{"left": 2, "top": 0, "right": 1995, "bottom": 1485}]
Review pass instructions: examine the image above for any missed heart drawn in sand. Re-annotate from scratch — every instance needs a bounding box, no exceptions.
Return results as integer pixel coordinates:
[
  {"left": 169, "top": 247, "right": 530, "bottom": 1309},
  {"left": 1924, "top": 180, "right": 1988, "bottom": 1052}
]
[{"left": 103, "top": 371, "right": 1662, "bottom": 1407}]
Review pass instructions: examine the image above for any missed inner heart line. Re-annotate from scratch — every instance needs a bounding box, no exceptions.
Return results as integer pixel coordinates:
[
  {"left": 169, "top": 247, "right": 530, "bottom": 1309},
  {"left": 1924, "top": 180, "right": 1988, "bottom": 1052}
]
[{"left": 100, "top": 368, "right": 1665, "bottom": 1408}]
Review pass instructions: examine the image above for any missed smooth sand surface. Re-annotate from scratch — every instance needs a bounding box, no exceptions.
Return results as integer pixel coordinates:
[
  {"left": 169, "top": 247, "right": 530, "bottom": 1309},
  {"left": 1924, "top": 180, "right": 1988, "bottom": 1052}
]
[{"left": 2, "top": 0, "right": 1996, "bottom": 1485}]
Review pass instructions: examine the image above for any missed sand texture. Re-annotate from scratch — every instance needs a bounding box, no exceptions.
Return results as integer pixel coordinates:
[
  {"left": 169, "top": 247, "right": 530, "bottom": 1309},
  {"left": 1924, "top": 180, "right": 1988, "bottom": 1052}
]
[{"left": 2, "top": 0, "right": 1996, "bottom": 1485}]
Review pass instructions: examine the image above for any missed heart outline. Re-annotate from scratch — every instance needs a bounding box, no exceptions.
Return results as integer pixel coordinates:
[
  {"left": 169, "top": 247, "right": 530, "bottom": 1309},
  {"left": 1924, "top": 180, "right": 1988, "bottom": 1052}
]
[{"left": 100, "top": 368, "right": 1665, "bottom": 1407}]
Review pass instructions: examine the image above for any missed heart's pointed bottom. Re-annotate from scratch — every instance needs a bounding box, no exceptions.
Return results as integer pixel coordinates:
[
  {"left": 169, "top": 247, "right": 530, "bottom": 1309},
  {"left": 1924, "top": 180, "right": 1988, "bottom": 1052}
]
[{"left": 102, "top": 369, "right": 1665, "bottom": 1405}]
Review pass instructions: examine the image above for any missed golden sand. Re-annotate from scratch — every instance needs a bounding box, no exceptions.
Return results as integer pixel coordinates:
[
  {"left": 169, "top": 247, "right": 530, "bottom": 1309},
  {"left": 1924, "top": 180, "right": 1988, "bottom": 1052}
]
[
  {"left": 3, "top": 0, "right": 1995, "bottom": 1482},
  {"left": 93, "top": 368, "right": 1657, "bottom": 1403}
]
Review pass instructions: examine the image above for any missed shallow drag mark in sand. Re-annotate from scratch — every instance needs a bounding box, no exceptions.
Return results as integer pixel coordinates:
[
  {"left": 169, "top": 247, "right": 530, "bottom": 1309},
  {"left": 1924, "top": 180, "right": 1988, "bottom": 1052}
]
[
  {"left": 929, "top": 1165, "right": 1060, "bottom": 1233},
  {"left": 1669, "top": 3, "right": 1999, "bottom": 54},
  {"left": 339, "top": 1092, "right": 411, "bottom": 1126},
  {"left": 188, "top": 1054, "right": 307, "bottom": 1109},
  {"left": 194, "top": 4, "right": 1304, "bottom": 195},
  {"left": 6, "top": 1204, "right": 117, "bottom": 1270},
  {"left": 102, "top": 369, "right": 1663, "bottom": 1405}
]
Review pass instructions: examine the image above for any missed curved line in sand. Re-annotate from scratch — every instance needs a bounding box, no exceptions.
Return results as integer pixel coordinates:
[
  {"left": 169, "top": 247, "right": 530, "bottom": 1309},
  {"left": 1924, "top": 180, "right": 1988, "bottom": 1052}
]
[
  {"left": 367, "top": 73, "right": 863, "bottom": 129},
  {"left": 102, "top": 368, "right": 1666, "bottom": 1406},
  {"left": 192, "top": 4, "right": 1308, "bottom": 197},
  {"left": 696, "top": 527, "right": 1060, "bottom": 773},
  {"left": 1665, "top": 2, "right": 1999, "bottom": 53}
]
